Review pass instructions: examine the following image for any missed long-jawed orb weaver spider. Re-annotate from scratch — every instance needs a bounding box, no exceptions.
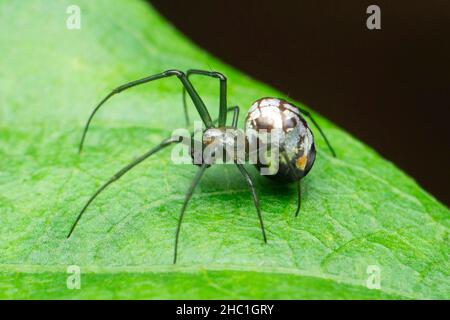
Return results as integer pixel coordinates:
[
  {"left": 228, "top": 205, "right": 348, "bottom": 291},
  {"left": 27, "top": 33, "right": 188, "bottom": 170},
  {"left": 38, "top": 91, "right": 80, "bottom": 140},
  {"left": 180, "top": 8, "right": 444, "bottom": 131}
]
[{"left": 66, "top": 69, "right": 336, "bottom": 263}]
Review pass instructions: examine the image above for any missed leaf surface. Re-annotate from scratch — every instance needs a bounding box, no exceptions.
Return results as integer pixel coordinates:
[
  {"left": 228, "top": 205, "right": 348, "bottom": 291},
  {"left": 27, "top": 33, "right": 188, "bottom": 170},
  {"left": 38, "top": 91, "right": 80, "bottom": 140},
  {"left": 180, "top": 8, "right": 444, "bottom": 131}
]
[{"left": 0, "top": 0, "right": 448, "bottom": 299}]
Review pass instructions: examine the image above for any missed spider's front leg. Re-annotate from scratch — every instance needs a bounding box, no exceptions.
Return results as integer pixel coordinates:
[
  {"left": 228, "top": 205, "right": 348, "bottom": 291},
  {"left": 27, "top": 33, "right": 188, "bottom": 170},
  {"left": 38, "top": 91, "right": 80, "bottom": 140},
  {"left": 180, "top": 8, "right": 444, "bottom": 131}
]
[
  {"left": 182, "top": 69, "right": 228, "bottom": 127},
  {"left": 173, "top": 162, "right": 209, "bottom": 264},
  {"left": 236, "top": 164, "right": 267, "bottom": 243},
  {"left": 66, "top": 136, "right": 182, "bottom": 238},
  {"left": 78, "top": 69, "right": 215, "bottom": 153}
]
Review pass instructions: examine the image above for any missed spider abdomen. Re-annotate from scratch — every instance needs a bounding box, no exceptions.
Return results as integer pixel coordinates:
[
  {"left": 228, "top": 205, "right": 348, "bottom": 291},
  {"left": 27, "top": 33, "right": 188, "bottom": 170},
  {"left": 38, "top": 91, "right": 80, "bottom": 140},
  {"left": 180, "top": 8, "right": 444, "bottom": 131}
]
[{"left": 245, "top": 97, "right": 316, "bottom": 181}]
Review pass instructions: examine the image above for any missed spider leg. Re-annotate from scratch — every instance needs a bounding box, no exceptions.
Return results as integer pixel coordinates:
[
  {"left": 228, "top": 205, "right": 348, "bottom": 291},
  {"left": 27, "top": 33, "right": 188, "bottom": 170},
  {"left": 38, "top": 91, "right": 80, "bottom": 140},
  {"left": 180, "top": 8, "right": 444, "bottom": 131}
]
[
  {"left": 297, "top": 107, "right": 337, "bottom": 157},
  {"left": 230, "top": 106, "right": 240, "bottom": 128},
  {"left": 173, "top": 163, "right": 209, "bottom": 264},
  {"left": 280, "top": 148, "right": 302, "bottom": 217},
  {"left": 210, "top": 106, "right": 240, "bottom": 128},
  {"left": 183, "top": 69, "right": 227, "bottom": 127},
  {"left": 67, "top": 136, "right": 181, "bottom": 238},
  {"left": 235, "top": 164, "right": 267, "bottom": 243},
  {"left": 79, "top": 70, "right": 213, "bottom": 153}
]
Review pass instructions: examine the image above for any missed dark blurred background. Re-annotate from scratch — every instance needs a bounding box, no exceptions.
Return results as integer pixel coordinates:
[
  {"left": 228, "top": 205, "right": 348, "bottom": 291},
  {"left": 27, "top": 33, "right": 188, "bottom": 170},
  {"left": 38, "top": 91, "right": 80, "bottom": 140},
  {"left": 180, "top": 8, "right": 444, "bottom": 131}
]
[{"left": 149, "top": 0, "right": 450, "bottom": 206}]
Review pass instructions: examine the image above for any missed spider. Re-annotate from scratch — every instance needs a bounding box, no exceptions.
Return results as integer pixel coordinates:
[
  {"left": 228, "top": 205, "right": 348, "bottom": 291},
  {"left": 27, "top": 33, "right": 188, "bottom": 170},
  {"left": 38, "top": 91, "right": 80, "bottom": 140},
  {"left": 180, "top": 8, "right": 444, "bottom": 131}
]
[{"left": 66, "top": 69, "right": 336, "bottom": 263}]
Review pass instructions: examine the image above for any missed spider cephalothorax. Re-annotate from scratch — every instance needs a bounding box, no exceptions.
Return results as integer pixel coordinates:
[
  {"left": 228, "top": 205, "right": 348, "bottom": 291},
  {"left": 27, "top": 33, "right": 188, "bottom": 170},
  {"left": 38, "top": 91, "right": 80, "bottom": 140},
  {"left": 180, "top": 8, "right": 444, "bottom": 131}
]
[
  {"left": 190, "top": 126, "right": 246, "bottom": 165},
  {"left": 67, "top": 69, "right": 336, "bottom": 263}
]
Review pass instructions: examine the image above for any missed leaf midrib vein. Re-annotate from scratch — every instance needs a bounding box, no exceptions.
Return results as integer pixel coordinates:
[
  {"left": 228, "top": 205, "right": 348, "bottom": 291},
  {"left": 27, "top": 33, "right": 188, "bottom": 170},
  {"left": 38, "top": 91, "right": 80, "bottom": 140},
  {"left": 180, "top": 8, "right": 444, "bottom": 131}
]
[{"left": 0, "top": 263, "right": 417, "bottom": 299}]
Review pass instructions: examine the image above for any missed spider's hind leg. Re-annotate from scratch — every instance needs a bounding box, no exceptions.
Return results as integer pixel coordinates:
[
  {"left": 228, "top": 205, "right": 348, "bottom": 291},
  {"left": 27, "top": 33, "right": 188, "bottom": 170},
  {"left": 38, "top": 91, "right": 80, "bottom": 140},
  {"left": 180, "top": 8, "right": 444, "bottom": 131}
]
[
  {"left": 280, "top": 148, "right": 302, "bottom": 217},
  {"left": 297, "top": 107, "right": 337, "bottom": 158}
]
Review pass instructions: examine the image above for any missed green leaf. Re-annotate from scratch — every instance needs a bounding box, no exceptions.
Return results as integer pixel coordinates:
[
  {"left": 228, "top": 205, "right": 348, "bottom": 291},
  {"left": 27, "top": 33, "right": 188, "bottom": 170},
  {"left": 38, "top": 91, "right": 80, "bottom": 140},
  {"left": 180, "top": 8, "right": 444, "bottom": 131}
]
[{"left": 0, "top": 0, "right": 448, "bottom": 299}]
